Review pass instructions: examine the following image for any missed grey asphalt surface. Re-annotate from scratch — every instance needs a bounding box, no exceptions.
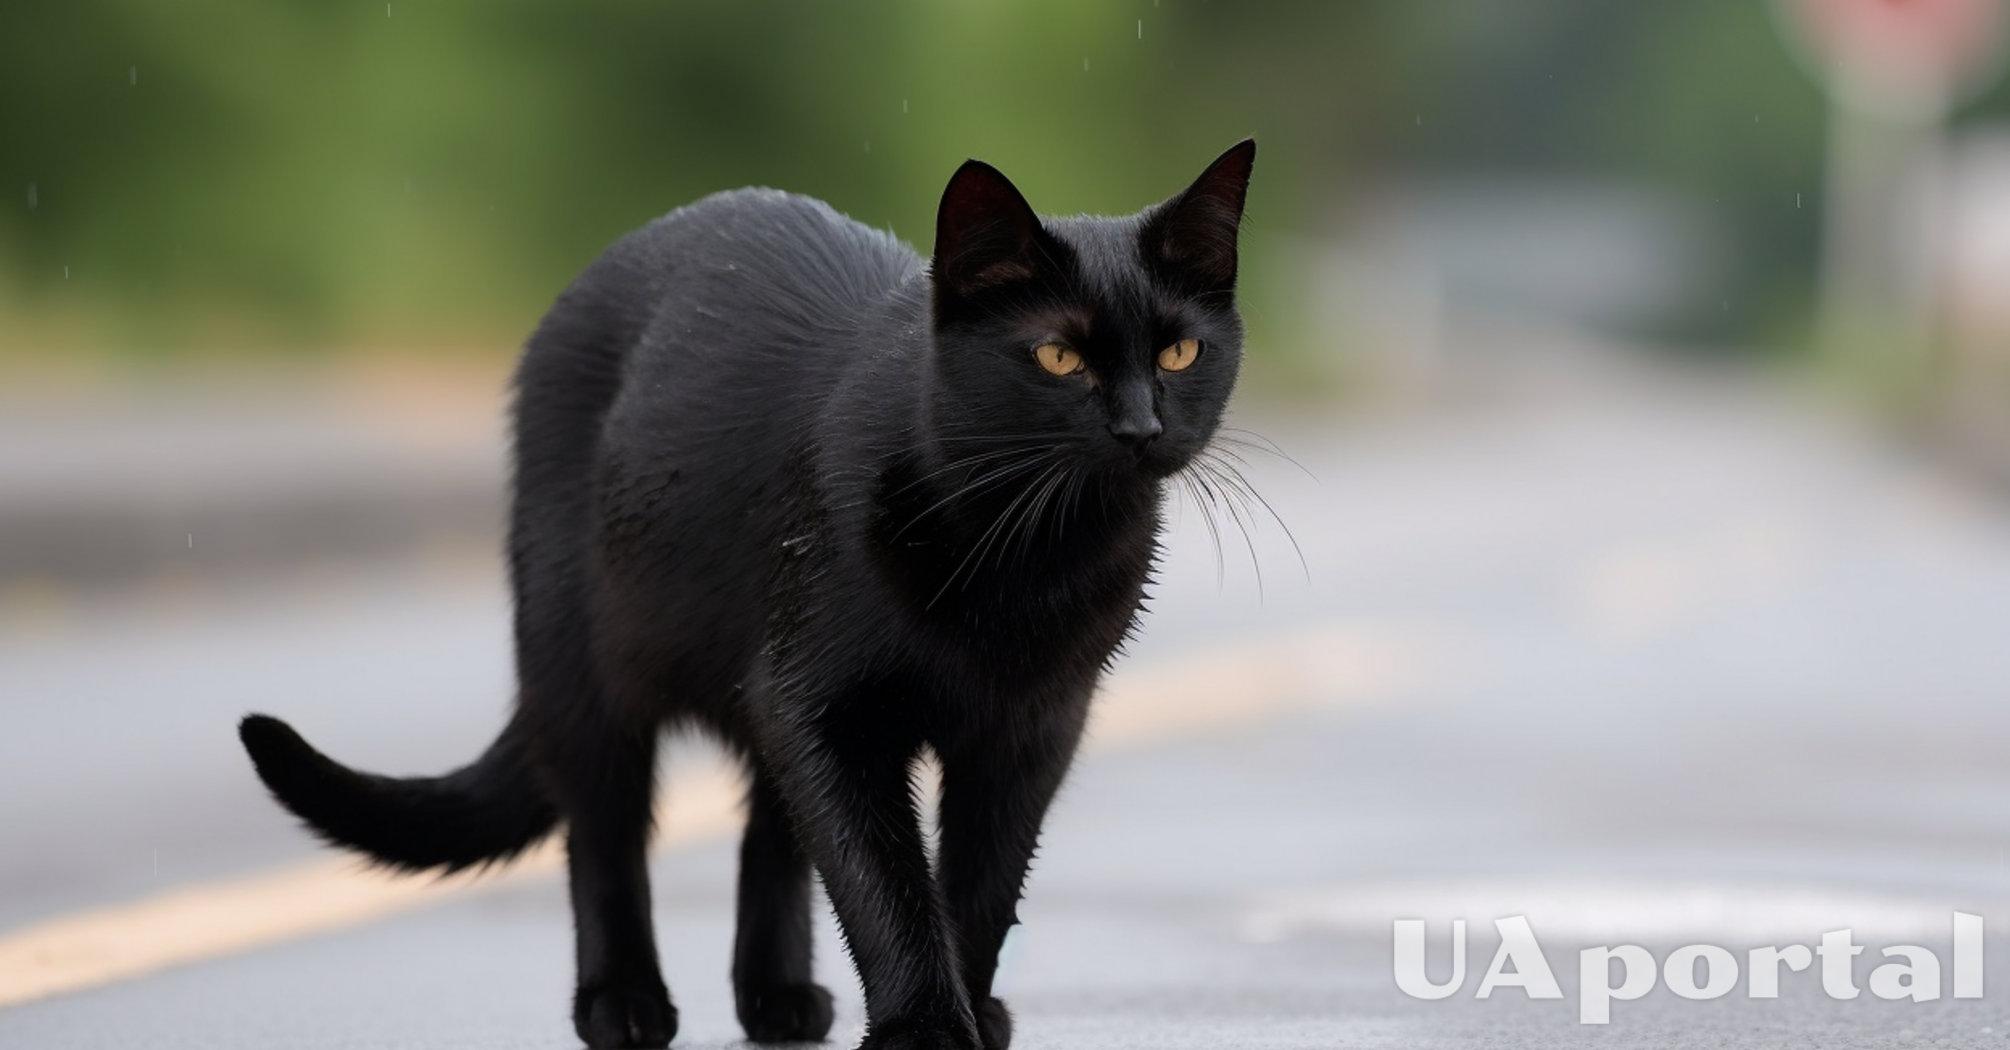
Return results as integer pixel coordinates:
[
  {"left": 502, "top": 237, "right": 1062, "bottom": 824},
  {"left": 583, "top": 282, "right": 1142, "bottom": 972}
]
[{"left": 6, "top": 337, "right": 2010, "bottom": 1047}]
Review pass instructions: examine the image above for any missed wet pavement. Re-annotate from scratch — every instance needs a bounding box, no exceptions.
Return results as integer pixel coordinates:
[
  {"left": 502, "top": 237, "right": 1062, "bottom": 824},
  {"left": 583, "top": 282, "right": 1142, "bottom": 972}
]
[{"left": 6, "top": 338, "right": 2010, "bottom": 1046}]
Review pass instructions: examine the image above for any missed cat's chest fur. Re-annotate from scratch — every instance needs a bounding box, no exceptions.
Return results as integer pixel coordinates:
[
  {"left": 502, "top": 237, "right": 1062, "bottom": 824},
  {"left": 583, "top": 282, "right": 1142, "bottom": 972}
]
[{"left": 601, "top": 357, "right": 1160, "bottom": 724}]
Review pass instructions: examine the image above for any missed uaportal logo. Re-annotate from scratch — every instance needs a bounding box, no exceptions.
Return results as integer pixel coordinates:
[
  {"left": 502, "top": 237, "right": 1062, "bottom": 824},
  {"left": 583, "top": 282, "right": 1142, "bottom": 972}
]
[{"left": 1394, "top": 913, "right": 1984, "bottom": 1024}]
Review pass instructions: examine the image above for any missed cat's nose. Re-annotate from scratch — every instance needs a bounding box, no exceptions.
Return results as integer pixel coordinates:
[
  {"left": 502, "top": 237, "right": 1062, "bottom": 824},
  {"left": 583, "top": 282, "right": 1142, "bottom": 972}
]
[{"left": 1108, "top": 414, "right": 1163, "bottom": 447}]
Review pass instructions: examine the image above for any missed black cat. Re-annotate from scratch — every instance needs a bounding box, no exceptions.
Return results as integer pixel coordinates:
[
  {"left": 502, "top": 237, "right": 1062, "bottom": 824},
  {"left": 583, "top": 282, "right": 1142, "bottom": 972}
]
[{"left": 239, "top": 138, "right": 1255, "bottom": 1050}]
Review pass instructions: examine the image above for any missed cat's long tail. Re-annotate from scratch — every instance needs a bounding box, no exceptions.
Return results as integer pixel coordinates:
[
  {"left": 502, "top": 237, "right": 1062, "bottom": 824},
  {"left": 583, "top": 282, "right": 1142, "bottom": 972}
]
[{"left": 237, "top": 711, "right": 557, "bottom": 873}]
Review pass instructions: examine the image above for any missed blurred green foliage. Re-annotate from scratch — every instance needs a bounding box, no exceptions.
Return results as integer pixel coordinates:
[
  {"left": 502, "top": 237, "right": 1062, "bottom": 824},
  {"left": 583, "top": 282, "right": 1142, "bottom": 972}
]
[{"left": 1, "top": 1, "right": 2002, "bottom": 359}]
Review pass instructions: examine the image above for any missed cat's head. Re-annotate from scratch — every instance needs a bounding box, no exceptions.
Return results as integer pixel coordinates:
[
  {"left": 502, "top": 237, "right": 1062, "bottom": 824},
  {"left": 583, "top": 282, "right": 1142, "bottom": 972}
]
[{"left": 925, "top": 140, "right": 1254, "bottom": 484}]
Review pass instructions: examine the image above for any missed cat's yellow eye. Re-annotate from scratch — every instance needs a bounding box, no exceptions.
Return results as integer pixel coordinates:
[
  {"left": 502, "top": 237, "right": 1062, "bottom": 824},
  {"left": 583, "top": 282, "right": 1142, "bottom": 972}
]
[
  {"left": 1034, "top": 343, "right": 1085, "bottom": 377},
  {"left": 1159, "top": 338, "right": 1201, "bottom": 372}
]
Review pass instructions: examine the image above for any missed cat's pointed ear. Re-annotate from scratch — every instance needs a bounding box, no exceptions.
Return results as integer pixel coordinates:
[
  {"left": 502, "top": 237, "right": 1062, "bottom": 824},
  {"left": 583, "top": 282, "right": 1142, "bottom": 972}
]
[
  {"left": 1146, "top": 138, "right": 1256, "bottom": 291},
  {"left": 933, "top": 159, "right": 1046, "bottom": 303}
]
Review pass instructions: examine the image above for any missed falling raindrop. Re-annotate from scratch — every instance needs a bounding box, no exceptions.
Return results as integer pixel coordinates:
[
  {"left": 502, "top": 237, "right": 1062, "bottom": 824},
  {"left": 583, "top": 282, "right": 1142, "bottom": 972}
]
[
  {"left": 1796, "top": 193, "right": 1801, "bottom": 209},
  {"left": 902, "top": 99, "right": 908, "bottom": 114},
  {"left": 26, "top": 183, "right": 35, "bottom": 210},
  {"left": 1137, "top": 19, "right": 1142, "bottom": 39},
  {"left": 63, "top": 265, "right": 69, "bottom": 279},
  {"left": 386, "top": 3, "right": 391, "bottom": 16},
  {"left": 1083, "top": 57, "right": 1090, "bottom": 72}
]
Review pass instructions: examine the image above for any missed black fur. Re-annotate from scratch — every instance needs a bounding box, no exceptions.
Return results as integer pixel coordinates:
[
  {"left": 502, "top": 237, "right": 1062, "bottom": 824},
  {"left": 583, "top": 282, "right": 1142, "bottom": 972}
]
[
  {"left": 240, "top": 139, "right": 1255, "bottom": 1050},
  {"left": 237, "top": 712, "right": 554, "bottom": 872}
]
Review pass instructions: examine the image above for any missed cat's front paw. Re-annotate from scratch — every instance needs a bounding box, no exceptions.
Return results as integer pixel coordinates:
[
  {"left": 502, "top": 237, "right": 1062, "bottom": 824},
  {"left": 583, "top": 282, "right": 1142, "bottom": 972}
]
[
  {"left": 574, "top": 979, "right": 677, "bottom": 1049},
  {"left": 974, "top": 997, "right": 1011, "bottom": 1050},
  {"left": 737, "top": 981, "right": 835, "bottom": 1043}
]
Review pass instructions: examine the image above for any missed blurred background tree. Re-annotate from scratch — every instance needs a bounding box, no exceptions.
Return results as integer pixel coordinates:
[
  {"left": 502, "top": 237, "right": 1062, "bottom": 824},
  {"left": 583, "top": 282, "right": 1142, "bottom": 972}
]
[{"left": 2, "top": 0, "right": 2005, "bottom": 364}]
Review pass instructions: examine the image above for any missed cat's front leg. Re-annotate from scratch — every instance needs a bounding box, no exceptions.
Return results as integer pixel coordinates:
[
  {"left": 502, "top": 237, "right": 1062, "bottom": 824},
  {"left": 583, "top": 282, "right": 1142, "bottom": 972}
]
[
  {"left": 935, "top": 700, "right": 1090, "bottom": 1050},
  {"left": 758, "top": 699, "right": 980, "bottom": 1050}
]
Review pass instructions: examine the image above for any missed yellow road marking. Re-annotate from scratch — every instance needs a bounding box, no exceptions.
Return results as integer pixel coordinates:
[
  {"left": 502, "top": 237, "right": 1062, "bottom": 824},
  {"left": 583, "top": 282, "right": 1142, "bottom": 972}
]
[
  {"left": 0, "top": 621, "right": 1439, "bottom": 1010},
  {"left": 0, "top": 767, "right": 747, "bottom": 1011},
  {"left": 1087, "top": 621, "right": 1434, "bottom": 747}
]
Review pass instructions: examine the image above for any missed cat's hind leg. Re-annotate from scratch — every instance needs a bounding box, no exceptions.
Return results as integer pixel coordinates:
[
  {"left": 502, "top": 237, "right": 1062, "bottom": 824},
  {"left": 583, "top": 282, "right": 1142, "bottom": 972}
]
[
  {"left": 543, "top": 706, "right": 677, "bottom": 1049},
  {"left": 731, "top": 764, "right": 836, "bottom": 1042}
]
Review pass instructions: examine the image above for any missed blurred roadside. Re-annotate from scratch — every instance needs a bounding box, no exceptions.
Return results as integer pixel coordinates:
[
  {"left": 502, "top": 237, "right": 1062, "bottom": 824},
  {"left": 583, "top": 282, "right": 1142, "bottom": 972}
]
[
  {"left": 7, "top": 1, "right": 2010, "bottom": 571},
  {"left": 0, "top": 359, "right": 509, "bottom": 594}
]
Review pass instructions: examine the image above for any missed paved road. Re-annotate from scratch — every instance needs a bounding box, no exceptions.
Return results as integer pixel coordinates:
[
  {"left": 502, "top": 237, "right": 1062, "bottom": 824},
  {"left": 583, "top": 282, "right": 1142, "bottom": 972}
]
[{"left": 6, "top": 339, "right": 2010, "bottom": 1046}]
